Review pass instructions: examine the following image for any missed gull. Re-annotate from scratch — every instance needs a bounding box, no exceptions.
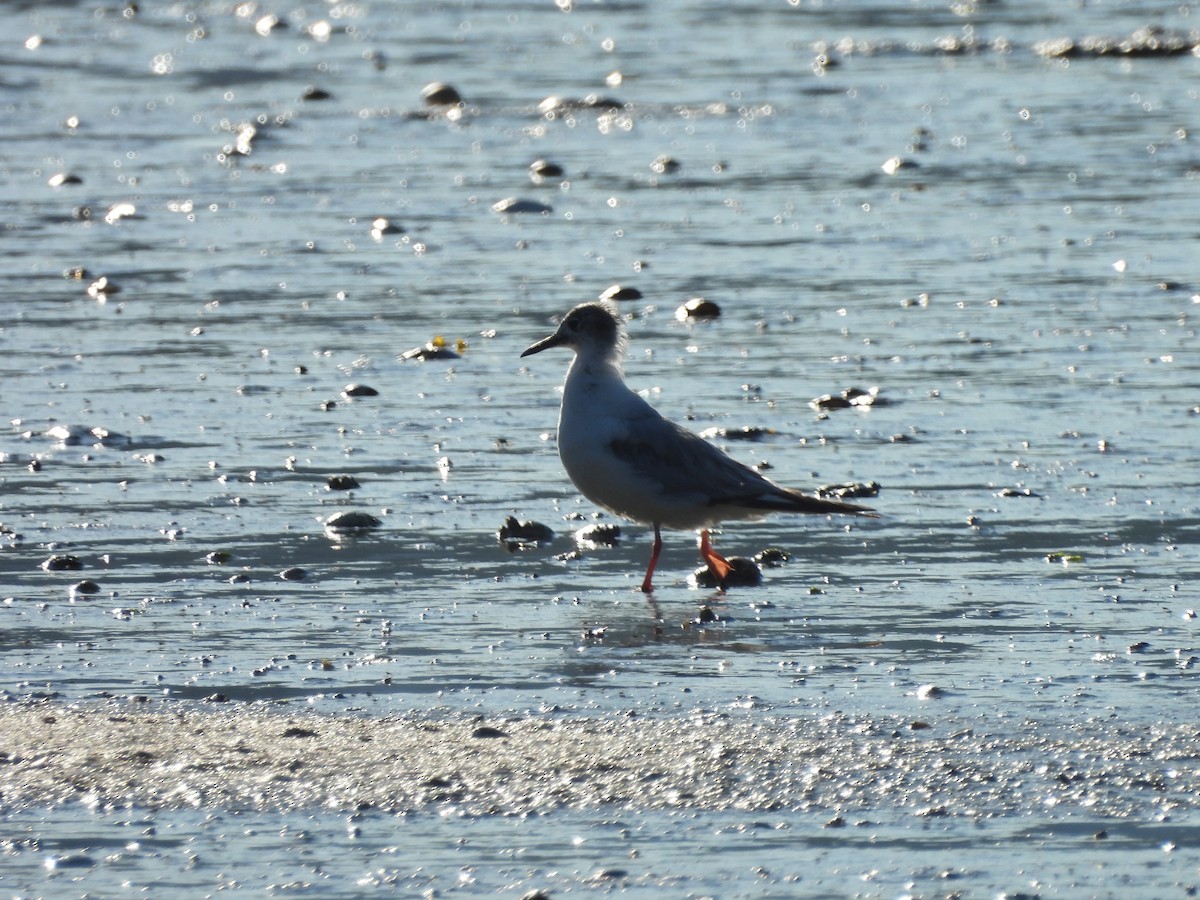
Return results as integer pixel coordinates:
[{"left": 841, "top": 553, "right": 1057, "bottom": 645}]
[{"left": 521, "top": 302, "right": 877, "bottom": 592}]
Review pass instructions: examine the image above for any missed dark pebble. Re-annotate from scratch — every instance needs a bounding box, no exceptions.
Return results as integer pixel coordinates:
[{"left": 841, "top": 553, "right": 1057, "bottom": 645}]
[
  {"left": 529, "top": 159, "right": 564, "bottom": 180},
  {"left": 401, "top": 340, "right": 461, "bottom": 361},
  {"left": 491, "top": 197, "right": 553, "bottom": 214},
  {"left": 575, "top": 523, "right": 621, "bottom": 546},
  {"left": 71, "top": 580, "right": 101, "bottom": 595},
  {"left": 498, "top": 515, "right": 554, "bottom": 547},
  {"left": 41, "top": 554, "right": 83, "bottom": 571},
  {"left": 599, "top": 284, "right": 642, "bottom": 302},
  {"left": 279, "top": 567, "right": 306, "bottom": 581},
  {"left": 421, "top": 81, "right": 463, "bottom": 105},
  {"left": 650, "top": 154, "right": 681, "bottom": 174},
  {"left": 301, "top": 86, "right": 333, "bottom": 101},
  {"left": 342, "top": 383, "right": 379, "bottom": 398},
  {"left": 324, "top": 511, "right": 383, "bottom": 534},
  {"left": 326, "top": 474, "right": 361, "bottom": 491},
  {"left": 817, "top": 481, "right": 881, "bottom": 500},
  {"left": 698, "top": 425, "right": 773, "bottom": 441},
  {"left": 675, "top": 297, "right": 720, "bottom": 320},
  {"left": 754, "top": 547, "right": 790, "bottom": 567},
  {"left": 692, "top": 556, "right": 762, "bottom": 589},
  {"left": 810, "top": 386, "right": 881, "bottom": 410},
  {"left": 472, "top": 725, "right": 509, "bottom": 739}
]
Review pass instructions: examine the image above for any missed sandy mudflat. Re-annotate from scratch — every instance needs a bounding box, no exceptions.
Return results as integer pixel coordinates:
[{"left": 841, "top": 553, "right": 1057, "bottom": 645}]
[{"left": 2, "top": 701, "right": 1197, "bottom": 818}]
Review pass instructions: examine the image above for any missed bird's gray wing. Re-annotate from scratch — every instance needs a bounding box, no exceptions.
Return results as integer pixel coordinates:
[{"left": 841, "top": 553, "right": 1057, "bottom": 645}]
[{"left": 607, "top": 413, "right": 870, "bottom": 515}]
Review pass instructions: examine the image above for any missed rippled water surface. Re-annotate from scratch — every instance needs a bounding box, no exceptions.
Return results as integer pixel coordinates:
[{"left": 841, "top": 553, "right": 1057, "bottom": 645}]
[{"left": 2, "top": 0, "right": 1200, "bottom": 895}]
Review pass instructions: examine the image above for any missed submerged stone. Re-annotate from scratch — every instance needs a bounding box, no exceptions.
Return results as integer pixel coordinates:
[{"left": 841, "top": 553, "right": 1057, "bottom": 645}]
[{"left": 498, "top": 515, "right": 554, "bottom": 548}]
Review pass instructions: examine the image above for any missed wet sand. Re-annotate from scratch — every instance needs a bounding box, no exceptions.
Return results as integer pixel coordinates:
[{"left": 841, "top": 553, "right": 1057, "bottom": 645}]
[{"left": 3, "top": 701, "right": 1196, "bottom": 820}]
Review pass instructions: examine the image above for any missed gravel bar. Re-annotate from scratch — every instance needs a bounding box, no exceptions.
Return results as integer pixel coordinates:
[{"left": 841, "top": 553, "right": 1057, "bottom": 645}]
[{"left": 2, "top": 701, "right": 1197, "bottom": 819}]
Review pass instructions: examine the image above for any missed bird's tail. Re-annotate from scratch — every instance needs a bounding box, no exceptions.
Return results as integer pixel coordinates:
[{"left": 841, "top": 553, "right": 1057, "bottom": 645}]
[{"left": 781, "top": 488, "right": 879, "bottom": 518}]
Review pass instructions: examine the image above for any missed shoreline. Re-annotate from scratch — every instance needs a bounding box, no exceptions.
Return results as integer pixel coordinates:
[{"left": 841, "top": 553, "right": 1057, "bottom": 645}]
[{"left": 3, "top": 700, "right": 1197, "bottom": 819}]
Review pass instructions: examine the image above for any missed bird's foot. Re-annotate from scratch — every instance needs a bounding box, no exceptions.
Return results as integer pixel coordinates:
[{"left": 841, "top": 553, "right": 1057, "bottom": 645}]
[{"left": 698, "top": 530, "right": 733, "bottom": 589}]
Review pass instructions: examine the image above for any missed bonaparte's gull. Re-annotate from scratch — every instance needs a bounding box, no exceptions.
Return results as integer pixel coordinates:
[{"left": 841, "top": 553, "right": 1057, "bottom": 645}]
[{"left": 521, "top": 302, "right": 877, "bottom": 592}]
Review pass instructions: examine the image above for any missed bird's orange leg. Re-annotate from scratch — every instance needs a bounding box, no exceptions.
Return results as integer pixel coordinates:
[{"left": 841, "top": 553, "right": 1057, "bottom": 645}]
[
  {"left": 698, "top": 529, "right": 733, "bottom": 586},
  {"left": 640, "top": 524, "right": 663, "bottom": 593}
]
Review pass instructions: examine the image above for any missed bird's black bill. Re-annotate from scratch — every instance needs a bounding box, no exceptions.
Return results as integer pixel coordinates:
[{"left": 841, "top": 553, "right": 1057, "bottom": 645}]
[{"left": 520, "top": 332, "right": 565, "bottom": 357}]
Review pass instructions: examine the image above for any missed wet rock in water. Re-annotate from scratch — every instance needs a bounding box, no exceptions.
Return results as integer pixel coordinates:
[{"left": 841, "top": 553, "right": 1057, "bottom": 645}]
[
  {"left": 206, "top": 551, "right": 232, "bottom": 565},
  {"left": 498, "top": 515, "right": 554, "bottom": 548},
  {"left": 916, "top": 684, "right": 945, "bottom": 700},
  {"left": 300, "top": 85, "right": 333, "bottom": 101},
  {"left": 695, "top": 605, "right": 721, "bottom": 624},
  {"left": 104, "top": 202, "right": 138, "bottom": 224},
  {"left": 575, "top": 523, "right": 620, "bottom": 547},
  {"left": 698, "top": 425, "right": 774, "bottom": 442},
  {"left": 1033, "top": 27, "right": 1198, "bottom": 59},
  {"left": 997, "top": 487, "right": 1040, "bottom": 499},
  {"left": 491, "top": 197, "right": 553, "bottom": 215},
  {"left": 537, "top": 94, "right": 622, "bottom": 115},
  {"left": 44, "top": 424, "right": 131, "bottom": 448},
  {"left": 341, "top": 383, "right": 379, "bottom": 398},
  {"left": 471, "top": 725, "right": 508, "bottom": 739},
  {"left": 401, "top": 336, "right": 462, "bottom": 360},
  {"left": 71, "top": 579, "right": 101, "bottom": 596},
  {"left": 326, "top": 474, "right": 361, "bottom": 491},
  {"left": 369, "top": 217, "right": 403, "bottom": 239},
  {"left": 599, "top": 284, "right": 642, "bottom": 302},
  {"left": 421, "top": 81, "right": 463, "bottom": 106},
  {"left": 692, "top": 556, "right": 762, "bottom": 589},
  {"left": 650, "top": 154, "right": 681, "bottom": 174},
  {"left": 529, "top": 159, "right": 564, "bottom": 182},
  {"left": 41, "top": 554, "right": 83, "bottom": 571},
  {"left": 810, "top": 386, "right": 881, "bottom": 410},
  {"left": 754, "top": 547, "right": 790, "bottom": 568},
  {"left": 48, "top": 172, "right": 83, "bottom": 187},
  {"left": 279, "top": 567, "right": 307, "bottom": 581},
  {"left": 324, "top": 510, "right": 383, "bottom": 536},
  {"left": 228, "top": 573, "right": 251, "bottom": 584},
  {"left": 675, "top": 297, "right": 720, "bottom": 320},
  {"left": 881, "top": 155, "right": 918, "bottom": 175},
  {"left": 86, "top": 276, "right": 120, "bottom": 299},
  {"left": 817, "top": 481, "right": 881, "bottom": 500}
]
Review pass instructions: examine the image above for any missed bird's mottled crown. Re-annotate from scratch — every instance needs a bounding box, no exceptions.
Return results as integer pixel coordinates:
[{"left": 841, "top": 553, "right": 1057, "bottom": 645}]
[{"left": 558, "top": 302, "right": 623, "bottom": 352}]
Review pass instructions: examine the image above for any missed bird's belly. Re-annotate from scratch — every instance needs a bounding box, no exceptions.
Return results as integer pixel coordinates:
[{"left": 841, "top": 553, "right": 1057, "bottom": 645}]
[{"left": 558, "top": 433, "right": 719, "bottom": 530}]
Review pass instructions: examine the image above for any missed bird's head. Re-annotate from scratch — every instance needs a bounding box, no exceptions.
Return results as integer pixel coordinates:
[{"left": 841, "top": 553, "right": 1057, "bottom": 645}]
[{"left": 521, "top": 302, "right": 626, "bottom": 362}]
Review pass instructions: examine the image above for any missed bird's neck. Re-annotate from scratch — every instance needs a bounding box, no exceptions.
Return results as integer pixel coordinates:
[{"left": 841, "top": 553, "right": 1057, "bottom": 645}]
[{"left": 565, "top": 353, "right": 623, "bottom": 392}]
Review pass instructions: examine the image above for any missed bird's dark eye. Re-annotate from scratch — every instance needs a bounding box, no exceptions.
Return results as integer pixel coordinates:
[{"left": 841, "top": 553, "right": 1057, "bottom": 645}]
[{"left": 565, "top": 314, "right": 580, "bottom": 330}]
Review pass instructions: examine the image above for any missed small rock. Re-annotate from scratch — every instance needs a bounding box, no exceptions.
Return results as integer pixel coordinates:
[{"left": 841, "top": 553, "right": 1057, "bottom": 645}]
[
  {"left": 498, "top": 516, "right": 554, "bottom": 548},
  {"left": 421, "top": 81, "right": 463, "bottom": 105},
  {"left": 529, "top": 159, "right": 564, "bottom": 181},
  {"left": 71, "top": 580, "right": 101, "bottom": 596},
  {"left": 41, "top": 554, "right": 83, "bottom": 572},
  {"left": 810, "top": 386, "right": 881, "bottom": 410},
  {"left": 326, "top": 474, "right": 361, "bottom": 491},
  {"left": 650, "top": 154, "right": 681, "bottom": 174},
  {"left": 472, "top": 725, "right": 508, "bottom": 739},
  {"left": 753, "top": 547, "right": 789, "bottom": 568},
  {"left": 817, "top": 481, "right": 881, "bottom": 500},
  {"left": 575, "top": 523, "right": 620, "bottom": 546},
  {"left": 401, "top": 337, "right": 461, "bottom": 361},
  {"left": 341, "top": 383, "right": 379, "bottom": 398},
  {"left": 692, "top": 556, "right": 762, "bottom": 589},
  {"left": 491, "top": 197, "right": 552, "bottom": 215},
  {"left": 279, "top": 567, "right": 307, "bottom": 581},
  {"left": 698, "top": 425, "right": 773, "bottom": 441},
  {"left": 599, "top": 284, "right": 642, "bottom": 302},
  {"left": 324, "top": 511, "right": 383, "bottom": 535},
  {"left": 675, "top": 297, "right": 721, "bottom": 320}
]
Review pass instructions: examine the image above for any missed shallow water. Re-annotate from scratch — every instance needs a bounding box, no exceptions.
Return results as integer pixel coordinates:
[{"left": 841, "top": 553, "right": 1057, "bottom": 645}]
[{"left": 2, "top": 0, "right": 1200, "bottom": 895}]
